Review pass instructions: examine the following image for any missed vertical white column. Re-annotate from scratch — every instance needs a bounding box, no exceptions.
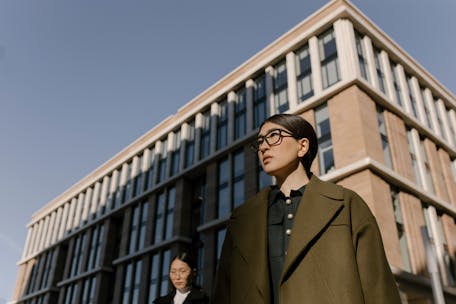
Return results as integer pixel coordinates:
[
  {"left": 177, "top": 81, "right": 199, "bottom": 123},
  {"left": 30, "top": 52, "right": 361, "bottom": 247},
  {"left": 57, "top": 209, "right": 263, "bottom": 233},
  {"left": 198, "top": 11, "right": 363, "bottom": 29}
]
[
  {"left": 58, "top": 202, "right": 69, "bottom": 239},
  {"left": 52, "top": 207, "right": 63, "bottom": 244},
  {"left": 119, "top": 163, "right": 128, "bottom": 194},
  {"left": 73, "top": 193, "right": 84, "bottom": 229},
  {"left": 425, "top": 206, "right": 449, "bottom": 286},
  {"left": 38, "top": 216, "right": 50, "bottom": 252},
  {"left": 210, "top": 102, "right": 218, "bottom": 154},
  {"left": 265, "top": 66, "right": 275, "bottom": 116},
  {"left": 32, "top": 220, "right": 43, "bottom": 254},
  {"left": 166, "top": 132, "right": 173, "bottom": 177},
  {"left": 194, "top": 112, "right": 203, "bottom": 162},
  {"left": 246, "top": 79, "right": 254, "bottom": 131},
  {"left": 228, "top": 91, "right": 236, "bottom": 144},
  {"left": 97, "top": 176, "right": 109, "bottom": 218},
  {"left": 411, "top": 77, "right": 427, "bottom": 127},
  {"left": 81, "top": 188, "right": 92, "bottom": 226},
  {"left": 437, "top": 99, "right": 454, "bottom": 146},
  {"left": 286, "top": 52, "right": 298, "bottom": 110},
  {"left": 380, "top": 51, "right": 396, "bottom": 103},
  {"left": 363, "top": 36, "right": 378, "bottom": 89},
  {"left": 449, "top": 109, "right": 456, "bottom": 148},
  {"left": 90, "top": 182, "right": 101, "bottom": 220},
  {"left": 424, "top": 89, "right": 441, "bottom": 136},
  {"left": 333, "top": 18, "right": 358, "bottom": 82},
  {"left": 309, "top": 36, "right": 323, "bottom": 96},
  {"left": 66, "top": 198, "right": 77, "bottom": 233},
  {"left": 44, "top": 211, "right": 56, "bottom": 248},
  {"left": 410, "top": 129, "right": 430, "bottom": 191},
  {"left": 396, "top": 64, "right": 411, "bottom": 114},
  {"left": 22, "top": 227, "right": 33, "bottom": 259},
  {"left": 178, "top": 124, "right": 186, "bottom": 172}
]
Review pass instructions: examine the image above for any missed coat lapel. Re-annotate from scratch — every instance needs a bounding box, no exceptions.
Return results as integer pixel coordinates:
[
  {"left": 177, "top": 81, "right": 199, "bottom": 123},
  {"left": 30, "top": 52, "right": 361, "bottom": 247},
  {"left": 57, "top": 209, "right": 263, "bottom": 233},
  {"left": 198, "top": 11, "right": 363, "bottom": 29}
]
[
  {"left": 230, "top": 188, "right": 270, "bottom": 301},
  {"left": 281, "top": 176, "right": 344, "bottom": 281}
]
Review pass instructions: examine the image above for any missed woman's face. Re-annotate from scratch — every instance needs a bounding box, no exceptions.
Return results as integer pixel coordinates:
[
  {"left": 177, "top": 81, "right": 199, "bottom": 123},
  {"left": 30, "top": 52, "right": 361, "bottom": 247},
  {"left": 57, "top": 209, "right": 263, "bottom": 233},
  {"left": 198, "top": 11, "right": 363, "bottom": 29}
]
[
  {"left": 257, "top": 122, "right": 307, "bottom": 179},
  {"left": 169, "top": 258, "right": 193, "bottom": 292}
]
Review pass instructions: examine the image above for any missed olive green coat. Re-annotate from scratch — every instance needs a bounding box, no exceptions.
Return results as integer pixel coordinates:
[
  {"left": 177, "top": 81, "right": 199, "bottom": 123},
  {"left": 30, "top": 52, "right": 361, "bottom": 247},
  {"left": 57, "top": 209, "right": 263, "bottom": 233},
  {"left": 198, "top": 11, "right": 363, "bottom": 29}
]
[{"left": 214, "top": 175, "right": 401, "bottom": 304}]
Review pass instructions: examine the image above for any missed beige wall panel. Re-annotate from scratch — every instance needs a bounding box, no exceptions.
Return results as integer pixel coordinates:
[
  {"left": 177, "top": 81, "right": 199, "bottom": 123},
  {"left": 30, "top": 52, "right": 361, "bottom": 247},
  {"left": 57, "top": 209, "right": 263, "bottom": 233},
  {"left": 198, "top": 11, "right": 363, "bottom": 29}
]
[
  {"left": 337, "top": 170, "right": 402, "bottom": 268},
  {"left": 438, "top": 149, "right": 456, "bottom": 206},
  {"left": 399, "top": 192, "right": 427, "bottom": 275},
  {"left": 423, "top": 139, "right": 449, "bottom": 202},
  {"left": 328, "top": 85, "right": 384, "bottom": 168},
  {"left": 384, "top": 110, "right": 415, "bottom": 181}
]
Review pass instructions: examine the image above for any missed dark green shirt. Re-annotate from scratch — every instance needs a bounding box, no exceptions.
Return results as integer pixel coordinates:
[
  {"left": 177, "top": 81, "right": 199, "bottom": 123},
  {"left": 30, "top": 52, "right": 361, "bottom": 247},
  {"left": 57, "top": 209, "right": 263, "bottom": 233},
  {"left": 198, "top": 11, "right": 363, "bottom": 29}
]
[{"left": 267, "top": 185, "right": 306, "bottom": 304}]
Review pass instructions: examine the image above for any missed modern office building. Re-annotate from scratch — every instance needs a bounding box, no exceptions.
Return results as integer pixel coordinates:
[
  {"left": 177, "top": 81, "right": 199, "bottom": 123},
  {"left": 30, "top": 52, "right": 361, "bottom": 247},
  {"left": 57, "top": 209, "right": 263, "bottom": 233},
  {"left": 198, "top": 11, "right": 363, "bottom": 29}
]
[{"left": 12, "top": 0, "right": 456, "bottom": 303}]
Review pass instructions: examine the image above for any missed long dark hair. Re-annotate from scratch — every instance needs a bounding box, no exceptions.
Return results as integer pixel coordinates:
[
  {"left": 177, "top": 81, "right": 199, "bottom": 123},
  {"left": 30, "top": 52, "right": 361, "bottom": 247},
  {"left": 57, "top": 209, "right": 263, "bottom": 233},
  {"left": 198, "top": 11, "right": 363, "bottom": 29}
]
[
  {"left": 169, "top": 251, "right": 199, "bottom": 289},
  {"left": 259, "top": 113, "right": 318, "bottom": 178}
]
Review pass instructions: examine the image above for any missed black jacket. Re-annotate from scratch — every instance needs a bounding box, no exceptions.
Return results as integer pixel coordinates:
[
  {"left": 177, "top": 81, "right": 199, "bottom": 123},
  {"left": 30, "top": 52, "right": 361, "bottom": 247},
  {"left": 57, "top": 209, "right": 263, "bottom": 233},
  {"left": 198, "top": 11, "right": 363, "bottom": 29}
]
[{"left": 153, "top": 289, "right": 209, "bottom": 304}]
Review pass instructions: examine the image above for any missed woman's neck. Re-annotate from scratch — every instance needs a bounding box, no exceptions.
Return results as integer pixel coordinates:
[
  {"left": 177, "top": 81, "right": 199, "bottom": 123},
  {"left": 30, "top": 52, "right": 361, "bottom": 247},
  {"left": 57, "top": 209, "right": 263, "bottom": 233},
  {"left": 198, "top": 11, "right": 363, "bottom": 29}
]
[{"left": 276, "top": 166, "right": 309, "bottom": 196}]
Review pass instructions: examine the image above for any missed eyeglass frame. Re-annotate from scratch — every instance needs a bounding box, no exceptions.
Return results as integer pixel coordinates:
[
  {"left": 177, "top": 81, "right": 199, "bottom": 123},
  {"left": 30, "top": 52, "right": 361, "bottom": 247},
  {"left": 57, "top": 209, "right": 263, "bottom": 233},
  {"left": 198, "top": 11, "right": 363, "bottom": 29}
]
[{"left": 250, "top": 128, "right": 298, "bottom": 152}]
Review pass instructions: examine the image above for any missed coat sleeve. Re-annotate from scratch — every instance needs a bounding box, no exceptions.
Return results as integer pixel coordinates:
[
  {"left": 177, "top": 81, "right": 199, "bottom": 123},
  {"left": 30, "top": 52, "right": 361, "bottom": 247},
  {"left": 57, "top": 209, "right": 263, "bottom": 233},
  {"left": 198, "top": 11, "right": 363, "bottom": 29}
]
[
  {"left": 213, "top": 226, "right": 233, "bottom": 304},
  {"left": 351, "top": 194, "right": 402, "bottom": 304}
]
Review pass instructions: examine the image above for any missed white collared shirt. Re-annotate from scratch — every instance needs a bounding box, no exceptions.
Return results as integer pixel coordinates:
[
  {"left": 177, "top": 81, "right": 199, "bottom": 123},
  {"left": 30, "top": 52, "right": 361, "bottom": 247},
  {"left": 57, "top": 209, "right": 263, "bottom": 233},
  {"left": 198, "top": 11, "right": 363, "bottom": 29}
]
[{"left": 173, "top": 289, "right": 191, "bottom": 304}]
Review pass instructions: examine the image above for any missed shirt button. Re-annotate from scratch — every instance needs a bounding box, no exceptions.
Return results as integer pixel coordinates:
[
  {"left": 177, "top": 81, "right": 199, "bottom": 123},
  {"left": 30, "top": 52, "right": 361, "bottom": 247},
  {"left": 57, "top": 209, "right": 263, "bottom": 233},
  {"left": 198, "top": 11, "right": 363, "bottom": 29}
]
[
  {"left": 285, "top": 198, "right": 291, "bottom": 205},
  {"left": 286, "top": 229, "right": 292, "bottom": 235},
  {"left": 287, "top": 213, "right": 294, "bottom": 220}
]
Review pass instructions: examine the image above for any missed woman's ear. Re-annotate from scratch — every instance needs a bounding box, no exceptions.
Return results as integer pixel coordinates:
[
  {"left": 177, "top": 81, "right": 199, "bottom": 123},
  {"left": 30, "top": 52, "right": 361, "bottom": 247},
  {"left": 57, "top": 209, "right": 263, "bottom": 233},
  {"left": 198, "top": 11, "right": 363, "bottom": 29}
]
[{"left": 297, "top": 138, "right": 309, "bottom": 158}]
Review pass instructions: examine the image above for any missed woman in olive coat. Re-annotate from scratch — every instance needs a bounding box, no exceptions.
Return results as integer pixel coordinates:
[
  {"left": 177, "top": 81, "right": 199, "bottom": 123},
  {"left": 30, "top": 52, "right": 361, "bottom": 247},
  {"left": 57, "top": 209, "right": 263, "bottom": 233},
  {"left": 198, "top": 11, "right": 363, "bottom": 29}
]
[{"left": 214, "top": 114, "right": 401, "bottom": 304}]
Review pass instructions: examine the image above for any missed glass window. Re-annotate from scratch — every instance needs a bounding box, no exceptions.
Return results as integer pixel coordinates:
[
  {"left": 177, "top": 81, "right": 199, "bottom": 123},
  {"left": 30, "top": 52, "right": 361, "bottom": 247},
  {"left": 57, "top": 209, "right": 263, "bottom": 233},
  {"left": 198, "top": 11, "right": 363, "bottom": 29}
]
[
  {"left": 148, "top": 253, "right": 160, "bottom": 302},
  {"left": 315, "top": 103, "right": 334, "bottom": 174},
  {"left": 185, "top": 121, "right": 195, "bottom": 168},
  {"left": 257, "top": 158, "right": 272, "bottom": 190},
  {"left": 164, "top": 187, "right": 175, "bottom": 240},
  {"left": 319, "top": 28, "right": 340, "bottom": 89},
  {"left": 157, "top": 139, "right": 168, "bottom": 184},
  {"left": 376, "top": 105, "right": 392, "bottom": 168},
  {"left": 234, "top": 88, "right": 247, "bottom": 140},
  {"left": 391, "top": 188, "right": 411, "bottom": 272},
  {"left": 436, "top": 213, "right": 456, "bottom": 286},
  {"left": 128, "top": 205, "right": 140, "bottom": 254},
  {"left": 253, "top": 75, "right": 267, "bottom": 128},
  {"left": 192, "top": 177, "right": 207, "bottom": 227},
  {"left": 138, "top": 202, "right": 148, "bottom": 251},
  {"left": 87, "top": 226, "right": 99, "bottom": 270},
  {"left": 355, "top": 31, "right": 369, "bottom": 82},
  {"left": 419, "top": 139, "right": 435, "bottom": 193},
  {"left": 199, "top": 110, "right": 211, "bottom": 159},
  {"left": 93, "top": 225, "right": 104, "bottom": 269},
  {"left": 217, "top": 228, "right": 227, "bottom": 264},
  {"left": 40, "top": 249, "right": 54, "bottom": 289},
  {"left": 171, "top": 130, "right": 181, "bottom": 176},
  {"left": 217, "top": 158, "right": 230, "bottom": 218},
  {"left": 217, "top": 100, "right": 229, "bottom": 150},
  {"left": 391, "top": 62, "right": 403, "bottom": 107},
  {"left": 233, "top": 150, "right": 244, "bottom": 209},
  {"left": 132, "top": 260, "right": 142, "bottom": 303},
  {"left": 160, "top": 250, "right": 171, "bottom": 296},
  {"left": 70, "top": 233, "right": 86, "bottom": 278},
  {"left": 81, "top": 276, "right": 96, "bottom": 304},
  {"left": 374, "top": 47, "right": 386, "bottom": 94},
  {"left": 122, "top": 263, "right": 133, "bottom": 304},
  {"left": 295, "top": 44, "right": 313, "bottom": 102},
  {"left": 154, "top": 192, "right": 166, "bottom": 243},
  {"left": 196, "top": 238, "right": 205, "bottom": 286},
  {"left": 273, "top": 60, "right": 289, "bottom": 113},
  {"left": 406, "top": 129, "right": 421, "bottom": 187}
]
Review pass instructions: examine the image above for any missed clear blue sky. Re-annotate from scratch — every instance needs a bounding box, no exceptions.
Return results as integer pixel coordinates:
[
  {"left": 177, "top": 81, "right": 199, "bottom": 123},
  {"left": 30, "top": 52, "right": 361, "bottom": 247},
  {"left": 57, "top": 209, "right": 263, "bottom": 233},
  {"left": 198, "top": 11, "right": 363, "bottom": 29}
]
[{"left": 0, "top": 0, "right": 454, "bottom": 301}]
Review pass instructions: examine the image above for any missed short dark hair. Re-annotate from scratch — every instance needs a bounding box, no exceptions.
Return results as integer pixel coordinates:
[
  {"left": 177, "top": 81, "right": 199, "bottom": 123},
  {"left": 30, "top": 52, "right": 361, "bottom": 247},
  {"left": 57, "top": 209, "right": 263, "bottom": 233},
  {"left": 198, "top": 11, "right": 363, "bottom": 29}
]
[
  {"left": 171, "top": 251, "right": 197, "bottom": 270},
  {"left": 259, "top": 113, "right": 318, "bottom": 178}
]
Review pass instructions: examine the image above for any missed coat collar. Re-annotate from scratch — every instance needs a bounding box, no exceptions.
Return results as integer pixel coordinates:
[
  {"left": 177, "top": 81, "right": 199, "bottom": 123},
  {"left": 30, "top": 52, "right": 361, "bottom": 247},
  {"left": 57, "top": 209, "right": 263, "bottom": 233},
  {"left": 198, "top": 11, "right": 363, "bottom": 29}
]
[{"left": 230, "top": 175, "right": 344, "bottom": 294}]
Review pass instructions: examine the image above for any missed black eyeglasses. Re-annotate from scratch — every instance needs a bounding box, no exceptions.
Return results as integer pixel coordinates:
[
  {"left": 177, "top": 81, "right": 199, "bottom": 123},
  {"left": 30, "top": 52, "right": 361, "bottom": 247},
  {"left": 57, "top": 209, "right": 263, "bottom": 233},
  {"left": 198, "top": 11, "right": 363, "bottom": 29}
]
[{"left": 251, "top": 128, "right": 296, "bottom": 151}]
